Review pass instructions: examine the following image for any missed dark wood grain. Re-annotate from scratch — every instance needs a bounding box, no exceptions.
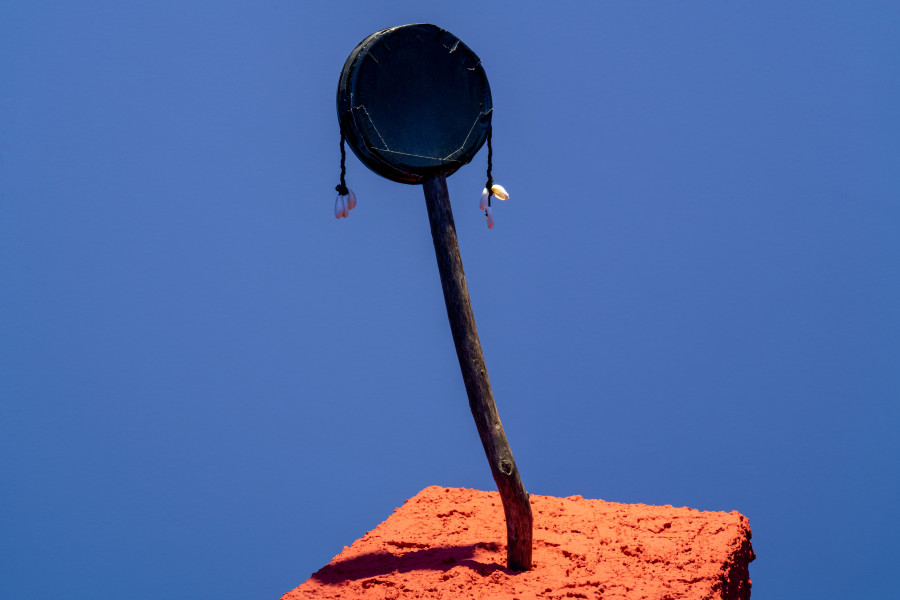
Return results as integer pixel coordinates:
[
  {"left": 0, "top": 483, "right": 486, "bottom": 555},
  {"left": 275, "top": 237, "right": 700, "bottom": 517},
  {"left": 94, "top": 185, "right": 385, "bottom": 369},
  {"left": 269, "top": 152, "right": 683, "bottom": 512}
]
[{"left": 422, "top": 174, "right": 533, "bottom": 571}]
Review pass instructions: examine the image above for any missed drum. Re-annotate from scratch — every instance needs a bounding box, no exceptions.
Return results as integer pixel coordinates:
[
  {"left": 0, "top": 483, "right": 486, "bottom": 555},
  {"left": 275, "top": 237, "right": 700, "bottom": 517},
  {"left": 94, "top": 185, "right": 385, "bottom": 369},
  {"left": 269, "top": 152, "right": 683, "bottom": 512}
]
[{"left": 337, "top": 23, "right": 493, "bottom": 185}]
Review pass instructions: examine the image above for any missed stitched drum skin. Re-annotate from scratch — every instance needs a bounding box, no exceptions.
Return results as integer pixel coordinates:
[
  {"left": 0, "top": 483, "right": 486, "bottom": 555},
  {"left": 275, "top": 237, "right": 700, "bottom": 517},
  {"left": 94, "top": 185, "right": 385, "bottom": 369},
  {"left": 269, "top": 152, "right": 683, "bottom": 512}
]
[{"left": 337, "top": 24, "right": 493, "bottom": 185}]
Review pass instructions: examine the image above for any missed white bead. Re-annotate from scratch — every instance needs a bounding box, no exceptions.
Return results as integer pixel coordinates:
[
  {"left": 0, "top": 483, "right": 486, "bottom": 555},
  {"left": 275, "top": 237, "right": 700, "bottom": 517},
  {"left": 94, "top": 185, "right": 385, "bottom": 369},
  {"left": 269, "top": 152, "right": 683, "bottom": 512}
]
[{"left": 490, "top": 184, "right": 509, "bottom": 201}]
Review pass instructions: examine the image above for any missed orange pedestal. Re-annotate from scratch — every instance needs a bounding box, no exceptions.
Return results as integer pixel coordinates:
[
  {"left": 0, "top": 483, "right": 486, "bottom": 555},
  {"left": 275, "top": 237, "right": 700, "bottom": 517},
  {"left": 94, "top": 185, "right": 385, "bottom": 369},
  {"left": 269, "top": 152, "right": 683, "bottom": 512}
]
[{"left": 282, "top": 486, "right": 754, "bottom": 600}]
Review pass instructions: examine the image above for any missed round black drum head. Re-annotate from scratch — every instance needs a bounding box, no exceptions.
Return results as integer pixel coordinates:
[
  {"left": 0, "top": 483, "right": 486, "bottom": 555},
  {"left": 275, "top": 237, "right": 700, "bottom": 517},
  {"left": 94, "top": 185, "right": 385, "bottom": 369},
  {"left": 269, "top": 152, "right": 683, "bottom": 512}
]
[{"left": 337, "top": 24, "right": 493, "bottom": 185}]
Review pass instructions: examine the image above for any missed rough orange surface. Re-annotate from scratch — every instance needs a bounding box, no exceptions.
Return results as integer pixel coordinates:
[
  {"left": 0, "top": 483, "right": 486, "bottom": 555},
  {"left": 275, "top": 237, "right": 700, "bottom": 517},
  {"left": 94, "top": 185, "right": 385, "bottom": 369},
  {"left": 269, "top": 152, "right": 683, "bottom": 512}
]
[{"left": 282, "top": 486, "right": 754, "bottom": 600}]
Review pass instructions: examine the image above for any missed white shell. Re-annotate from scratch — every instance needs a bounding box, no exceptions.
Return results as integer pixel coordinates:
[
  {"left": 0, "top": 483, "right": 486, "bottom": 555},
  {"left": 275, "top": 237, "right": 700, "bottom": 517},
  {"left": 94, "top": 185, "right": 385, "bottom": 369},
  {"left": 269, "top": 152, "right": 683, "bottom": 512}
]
[
  {"left": 490, "top": 184, "right": 509, "bottom": 201},
  {"left": 479, "top": 188, "right": 489, "bottom": 211},
  {"left": 486, "top": 206, "right": 495, "bottom": 229},
  {"left": 346, "top": 188, "right": 357, "bottom": 211},
  {"left": 342, "top": 196, "right": 350, "bottom": 218},
  {"left": 334, "top": 195, "right": 346, "bottom": 219}
]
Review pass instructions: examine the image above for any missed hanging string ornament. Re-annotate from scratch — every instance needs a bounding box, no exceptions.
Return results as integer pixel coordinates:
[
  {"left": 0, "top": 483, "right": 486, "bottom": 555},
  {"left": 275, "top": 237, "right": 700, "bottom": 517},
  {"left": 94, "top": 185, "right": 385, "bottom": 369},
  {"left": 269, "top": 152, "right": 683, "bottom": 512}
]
[
  {"left": 334, "top": 131, "right": 357, "bottom": 219},
  {"left": 477, "top": 124, "right": 509, "bottom": 229}
]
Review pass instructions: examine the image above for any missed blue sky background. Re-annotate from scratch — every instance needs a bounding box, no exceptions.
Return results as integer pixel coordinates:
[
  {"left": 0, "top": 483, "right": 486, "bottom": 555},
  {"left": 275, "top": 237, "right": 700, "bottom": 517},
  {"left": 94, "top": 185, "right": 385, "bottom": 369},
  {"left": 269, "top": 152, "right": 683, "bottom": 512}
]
[{"left": 2, "top": 2, "right": 898, "bottom": 599}]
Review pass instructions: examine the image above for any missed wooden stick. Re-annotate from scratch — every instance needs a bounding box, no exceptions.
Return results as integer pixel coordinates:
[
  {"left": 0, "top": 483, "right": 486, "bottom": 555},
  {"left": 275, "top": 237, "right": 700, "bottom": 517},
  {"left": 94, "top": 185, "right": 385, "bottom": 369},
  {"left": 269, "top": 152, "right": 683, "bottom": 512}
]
[{"left": 422, "top": 174, "right": 533, "bottom": 571}]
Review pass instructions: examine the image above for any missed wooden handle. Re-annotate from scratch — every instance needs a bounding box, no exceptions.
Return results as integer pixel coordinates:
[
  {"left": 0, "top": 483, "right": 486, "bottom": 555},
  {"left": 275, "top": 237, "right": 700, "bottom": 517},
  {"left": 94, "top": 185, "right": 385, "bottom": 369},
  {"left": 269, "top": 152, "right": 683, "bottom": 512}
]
[{"left": 422, "top": 174, "right": 533, "bottom": 571}]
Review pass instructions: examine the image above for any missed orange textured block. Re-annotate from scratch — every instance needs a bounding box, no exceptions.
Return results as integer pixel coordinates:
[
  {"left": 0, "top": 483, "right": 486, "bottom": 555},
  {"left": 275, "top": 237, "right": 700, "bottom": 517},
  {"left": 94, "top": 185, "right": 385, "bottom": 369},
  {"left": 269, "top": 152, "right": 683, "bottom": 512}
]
[{"left": 282, "top": 486, "right": 754, "bottom": 600}]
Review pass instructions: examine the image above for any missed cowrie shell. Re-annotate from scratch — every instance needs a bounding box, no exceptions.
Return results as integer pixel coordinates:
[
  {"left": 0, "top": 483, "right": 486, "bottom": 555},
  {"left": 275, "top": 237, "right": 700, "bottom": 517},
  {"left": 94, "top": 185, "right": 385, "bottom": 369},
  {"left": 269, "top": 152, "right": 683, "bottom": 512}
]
[
  {"left": 346, "top": 188, "right": 357, "bottom": 211},
  {"left": 490, "top": 184, "right": 509, "bottom": 201},
  {"left": 479, "top": 188, "right": 489, "bottom": 211},
  {"left": 335, "top": 195, "right": 349, "bottom": 219},
  {"left": 486, "top": 206, "right": 495, "bottom": 229}
]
